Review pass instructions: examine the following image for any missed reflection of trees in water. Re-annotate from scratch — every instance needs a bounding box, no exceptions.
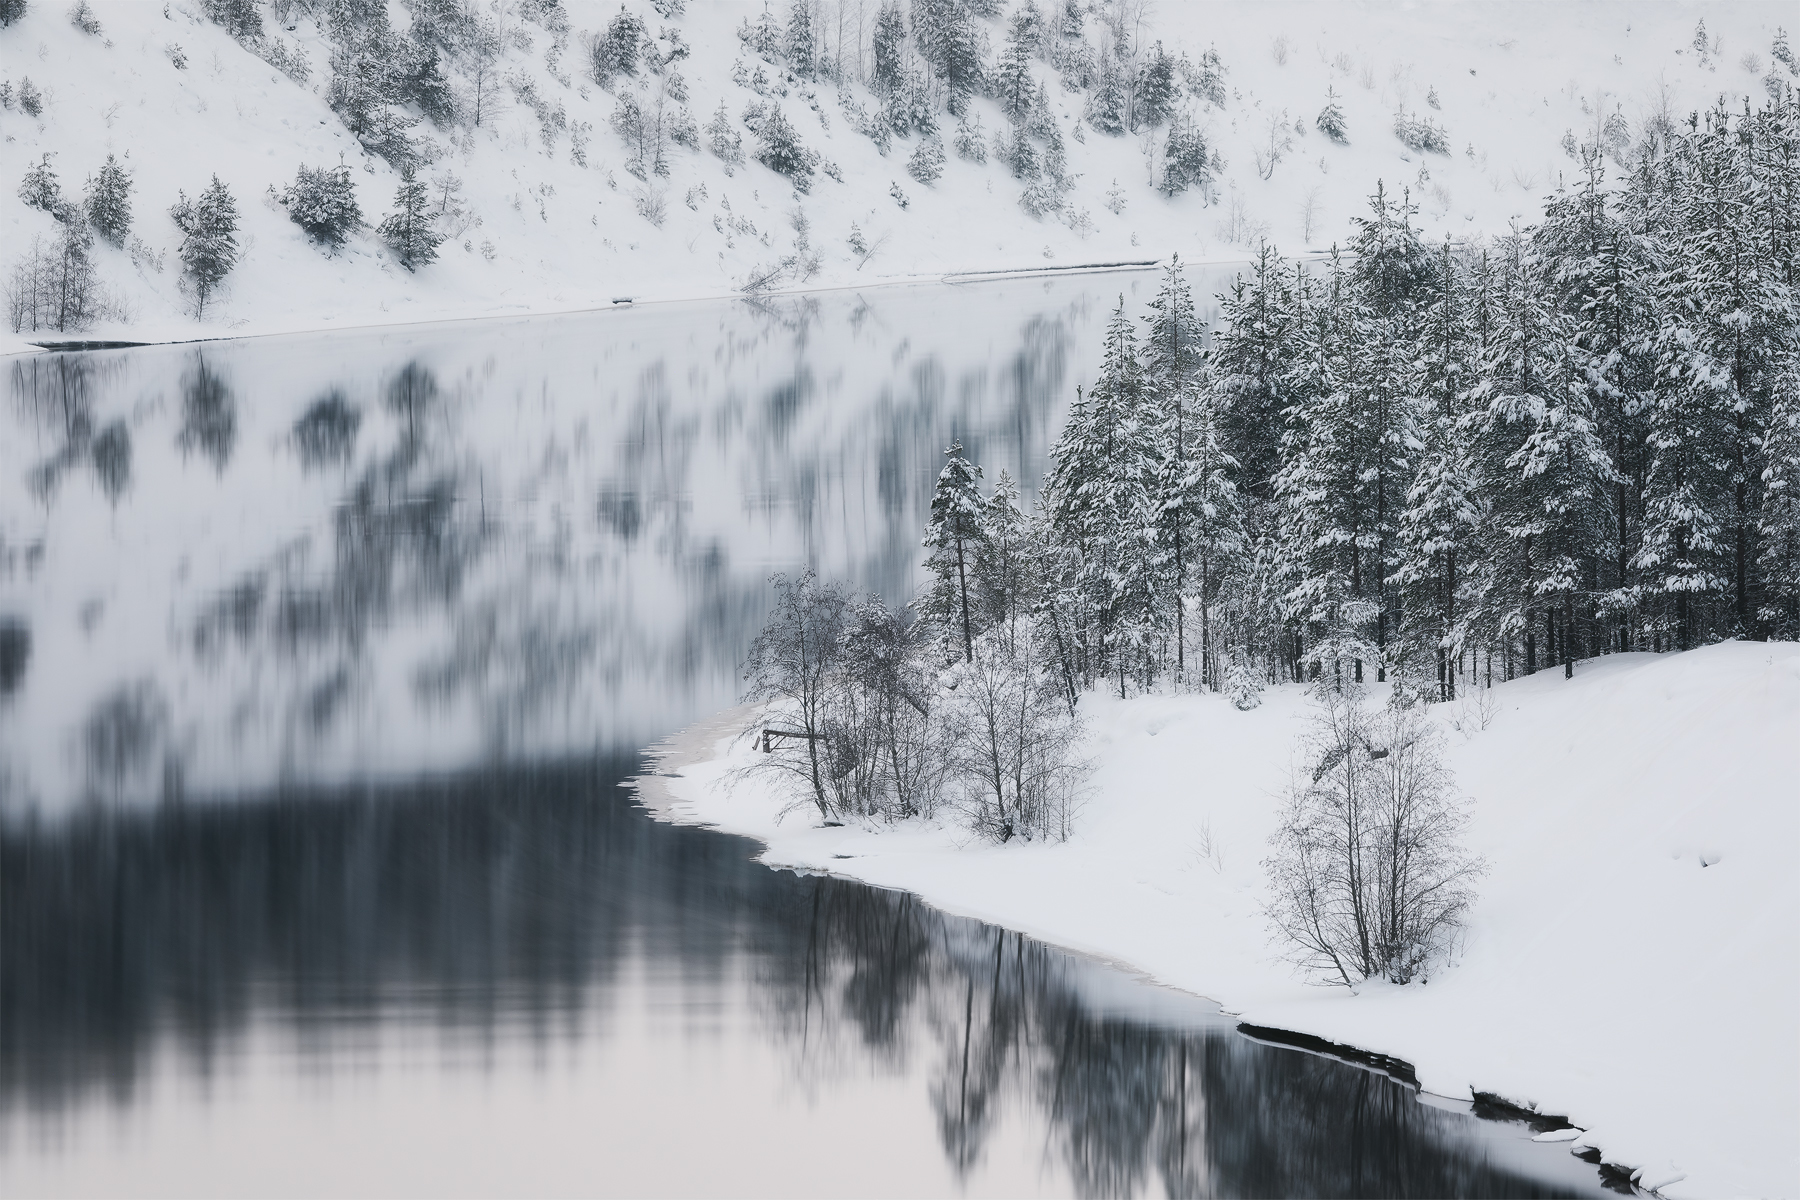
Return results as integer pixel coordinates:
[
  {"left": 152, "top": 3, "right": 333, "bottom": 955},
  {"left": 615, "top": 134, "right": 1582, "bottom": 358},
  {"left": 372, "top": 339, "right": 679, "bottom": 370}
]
[
  {"left": 1, "top": 771, "right": 1591, "bottom": 1197},
  {"left": 176, "top": 354, "right": 236, "bottom": 472}
]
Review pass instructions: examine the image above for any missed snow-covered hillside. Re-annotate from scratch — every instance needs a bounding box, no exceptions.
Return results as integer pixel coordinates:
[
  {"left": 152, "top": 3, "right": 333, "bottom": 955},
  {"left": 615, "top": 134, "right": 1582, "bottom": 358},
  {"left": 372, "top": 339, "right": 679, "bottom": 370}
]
[
  {"left": 655, "top": 641, "right": 1800, "bottom": 1200},
  {"left": 2, "top": 0, "right": 1791, "bottom": 352}
]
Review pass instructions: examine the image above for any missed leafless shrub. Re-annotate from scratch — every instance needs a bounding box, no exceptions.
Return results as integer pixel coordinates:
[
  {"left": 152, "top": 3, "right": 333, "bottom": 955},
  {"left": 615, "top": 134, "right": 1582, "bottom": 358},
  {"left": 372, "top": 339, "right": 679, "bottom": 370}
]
[{"left": 1264, "top": 688, "right": 1484, "bottom": 986}]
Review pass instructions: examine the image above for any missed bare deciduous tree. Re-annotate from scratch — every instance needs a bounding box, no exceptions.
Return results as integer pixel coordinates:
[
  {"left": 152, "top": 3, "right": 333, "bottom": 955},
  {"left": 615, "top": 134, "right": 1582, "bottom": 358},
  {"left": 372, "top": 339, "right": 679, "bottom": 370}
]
[
  {"left": 744, "top": 571, "right": 851, "bottom": 821},
  {"left": 1264, "top": 689, "right": 1483, "bottom": 986}
]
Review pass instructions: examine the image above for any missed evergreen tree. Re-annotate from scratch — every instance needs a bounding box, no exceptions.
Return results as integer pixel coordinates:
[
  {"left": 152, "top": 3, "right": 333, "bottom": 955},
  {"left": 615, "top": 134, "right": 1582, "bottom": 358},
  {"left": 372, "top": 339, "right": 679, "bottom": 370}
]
[
  {"left": 1132, "top": 42, "right": 1178, "bottom": 131},
  {"left": 203, "top": 0, "right": 261, "bottom": 41},
  {"left": 906, "top": 135, "right": 945, "bottom": 184},
  {"left": 378, "top": 165, "right": 441, "bottom": 270},
  {"left": 1212, "top": 241, "right": 1297, "bottom": 499},
  {"left": 871, "top": 2, "right": 906, "bottom": 95},
  {"left": 994, "top": 10, "right": 1037, "bottom": 123},
  {"left": 592, "top": 9, "right": 648, "bottom": 84},
  {"left": 911, "top": 0, "right": 982, "bottom": 114},
  {"left": 1159, "top": 112, "right": 1209, "bottom": 197},
  {"left": 749, "top": 103, "right": 816, "bottom": 189},
  {"left": 171, "top": 175, "right": 239, "bottom": 319},
  {"left": 17, "top": 153, "right": 61, "bottom": 213},
  {"left": 705, "top": 101, "right": 744, "bottom": 171},
  {"left": 1046, "top": 300, "right": 1157, "bottom": 692},
  {"left": 924, "top": 441, "right": 987, "bottom": 661},
  {"left": 83, "top": 154, "right": 133, "bottom": 246},
  {"left": 280, "top": 160, "right": 362, "bottom": 247},
  {"left": 1316, "top": 87, "right": 1348, "bottom": 143},
  {"left": 784, "top": 0, "right": 814, "bottom": 78},
  {"left": 974, "top": 469, "right": 1038, "bottom": 655}
]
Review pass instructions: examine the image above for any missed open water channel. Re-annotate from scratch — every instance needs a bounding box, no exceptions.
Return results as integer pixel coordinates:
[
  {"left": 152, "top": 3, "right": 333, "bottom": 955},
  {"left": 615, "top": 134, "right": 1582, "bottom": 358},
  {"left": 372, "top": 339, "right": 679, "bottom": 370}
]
[{"left": 0, "top": 276, "right": 1615, "bottom": 1196}]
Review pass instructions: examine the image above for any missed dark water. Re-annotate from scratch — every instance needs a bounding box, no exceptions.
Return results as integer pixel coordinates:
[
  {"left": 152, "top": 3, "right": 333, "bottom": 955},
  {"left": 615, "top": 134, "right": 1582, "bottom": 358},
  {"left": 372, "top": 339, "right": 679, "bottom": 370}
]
[
  {"left": 0, "top": 282, "right": 1611, "bottom": 1195},
  {"left": 2, "top": 759, "right": 1609, "bottom": 1198}
]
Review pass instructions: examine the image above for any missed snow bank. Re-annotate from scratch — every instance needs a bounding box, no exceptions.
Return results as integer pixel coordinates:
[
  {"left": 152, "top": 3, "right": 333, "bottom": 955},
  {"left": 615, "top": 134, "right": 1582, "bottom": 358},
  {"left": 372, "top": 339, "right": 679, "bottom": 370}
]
[
  {"left": 655, "top": 641, "right": 1800, "bottom": 1199},
  {"left": 2, "top": 0, "right": 1785, "bottom": 354}
]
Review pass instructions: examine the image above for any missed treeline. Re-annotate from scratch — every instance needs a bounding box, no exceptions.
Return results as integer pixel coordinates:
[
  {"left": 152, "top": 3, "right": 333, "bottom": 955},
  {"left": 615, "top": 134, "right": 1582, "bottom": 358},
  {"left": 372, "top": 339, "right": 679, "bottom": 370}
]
[{"left": 988, "top": 90, "right": 1797, "bottom": 705}]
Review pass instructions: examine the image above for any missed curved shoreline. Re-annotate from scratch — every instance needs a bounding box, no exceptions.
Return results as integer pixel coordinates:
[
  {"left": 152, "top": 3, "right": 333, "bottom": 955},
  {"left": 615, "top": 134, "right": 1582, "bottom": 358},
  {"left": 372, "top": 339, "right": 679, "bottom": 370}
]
[{"left": 628, "top": 703, "right": 1657, "bottom": 1197}]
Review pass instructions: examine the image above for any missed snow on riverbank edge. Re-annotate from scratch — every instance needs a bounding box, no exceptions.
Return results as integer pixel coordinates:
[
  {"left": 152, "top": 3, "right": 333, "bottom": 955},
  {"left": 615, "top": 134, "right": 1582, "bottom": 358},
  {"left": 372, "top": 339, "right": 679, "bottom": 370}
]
[{"left": 637, "top": 642, "right": 1800, "bottom": 1199}]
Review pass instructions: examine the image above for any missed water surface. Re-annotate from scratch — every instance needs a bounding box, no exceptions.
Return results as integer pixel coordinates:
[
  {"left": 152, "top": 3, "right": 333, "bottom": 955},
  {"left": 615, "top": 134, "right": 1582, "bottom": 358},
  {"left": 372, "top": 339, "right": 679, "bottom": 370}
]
[{"left": 1, "top": 280, "right": 1612, "bottom": 1196}]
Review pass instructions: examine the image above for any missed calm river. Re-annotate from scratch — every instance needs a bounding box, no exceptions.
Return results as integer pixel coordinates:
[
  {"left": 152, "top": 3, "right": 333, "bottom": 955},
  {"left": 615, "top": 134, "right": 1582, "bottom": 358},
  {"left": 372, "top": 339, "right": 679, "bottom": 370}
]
[{"left": 1, "top": 277, "right": 1613, "bottom": 1196}]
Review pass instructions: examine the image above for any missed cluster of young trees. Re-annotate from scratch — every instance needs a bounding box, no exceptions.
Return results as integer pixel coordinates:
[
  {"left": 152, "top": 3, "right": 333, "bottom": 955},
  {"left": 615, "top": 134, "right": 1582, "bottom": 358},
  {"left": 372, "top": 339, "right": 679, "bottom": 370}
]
[
  {"left": 744, "top": 451, "right": 1086, "bottom": 844},
  {"left": 5, "top": 153, "right": 132, "bottom": 333},
  {"left": 727, "top": 0, "right": 1224, "bottom": 210}
]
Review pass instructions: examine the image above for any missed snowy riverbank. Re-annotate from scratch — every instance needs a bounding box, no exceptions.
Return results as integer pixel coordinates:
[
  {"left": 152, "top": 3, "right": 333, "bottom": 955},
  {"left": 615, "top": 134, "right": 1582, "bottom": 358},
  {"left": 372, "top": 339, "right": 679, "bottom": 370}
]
[{"left": 643, "top": 641, "right": 1800, "bottom": 1199}]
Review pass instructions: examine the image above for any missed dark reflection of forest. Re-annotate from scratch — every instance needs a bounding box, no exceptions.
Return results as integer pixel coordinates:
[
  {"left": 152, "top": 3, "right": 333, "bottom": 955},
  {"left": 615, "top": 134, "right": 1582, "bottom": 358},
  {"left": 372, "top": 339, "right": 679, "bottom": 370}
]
[{"left": 3, "top": 760, "right": 1597, "bottom": 1199}]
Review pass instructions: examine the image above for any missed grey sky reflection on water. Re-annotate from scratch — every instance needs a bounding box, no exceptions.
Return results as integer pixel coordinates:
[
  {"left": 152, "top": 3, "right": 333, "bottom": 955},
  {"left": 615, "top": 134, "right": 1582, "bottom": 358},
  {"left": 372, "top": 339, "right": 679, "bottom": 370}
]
[
  {"left": 0, "top": 759, "right": 1608, "bottom": 1199},
  {"left": 2, "top": 277, "right": 1139, "bottom": 812}
]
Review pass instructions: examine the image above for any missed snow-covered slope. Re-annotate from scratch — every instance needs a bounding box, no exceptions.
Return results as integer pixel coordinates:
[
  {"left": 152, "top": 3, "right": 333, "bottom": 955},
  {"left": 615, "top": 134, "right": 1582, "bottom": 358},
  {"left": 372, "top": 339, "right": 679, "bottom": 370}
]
[
  {"left": 1, "top": 0, "right": 1790, "bottom": 352},
  {"left": 658, "top": 641, "right": 1800, "bottom": 1199}
]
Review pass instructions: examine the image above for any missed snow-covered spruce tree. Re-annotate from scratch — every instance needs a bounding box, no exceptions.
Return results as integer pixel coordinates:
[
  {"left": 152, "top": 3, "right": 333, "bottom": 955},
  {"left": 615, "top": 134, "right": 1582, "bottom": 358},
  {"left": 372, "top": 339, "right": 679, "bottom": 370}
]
[
  {"left": 326, "top": 35, "right": 418, "bottom": 166},
  {"left": 590, "top": 9, "right": 647, "bottom": 86},
  {"left": 1212, "top": 241, "right": 1297, "bottom": 501},
  {"left": 994, "top": 9, "right": 1038, "bottom": 124},
  {"left": 16, "top": 77, "right": 43, "bottom": 118},
  {"left": 83, "top": 154, "right": 132, "bottom": 246},
  {"left": 0, "top": 0, "right": 25, "bottom": 27},
  {"left": 1761, "top": 374, "right": 1800, "bottom": 636},
  {"left": 1472, "top": 226, "right": 1614, "bottom": 678},
  {"left": 1044, "top": 301, "right": 1158, "bottom": 692},
  {"left": 871, "top": 1, "right": 905, "bottom": 95},
  {"left": 911, "top": 0, "right": 983, "bottom": 115},
  {"left": 705, "top": 101, "right": 743, "bottom": 172},
  {"left": 783, "top": 0, "right": 814, "bottom": 79},
  {"left": 748, "top": 103, "right": 816, "bottom": 191},
  {"left": 17, "top": 154, "right": 60, "bottom": 213},
  {"left": 1264, "top": 688, "right": 1483, "bottom": 987},
  {"left": 1391, "top": 239, "right": 1483, "bottom": 700},
  {"left": 1346, "top": 183, "right": 1436, "bottom": 679},
  {"left": 743, "top": 3, "right": 781, "bottom": 63},
  {"left": 1145, "top": 257, "right": 1244, "bottom": 688},
  {"left": 1160, "top": 111, "right": 1209, "bottom": 198},
  {"left": 170, "top": 175, "right": 238, "bottom": 320},
  {"left": 280, "top": 160, "right": 362, "bottom": 248},
  {"left": 906, "top": 135, "right": 945, "bottom": 185},
  {"left": 1132, "top": 41, "right": 1179, "bottom": 131},
  {"left": 1533, "top": 153, "right": 1659, "bottom": 651},
  {"left": 378, "top": 165, "right": 442, "bottom": 271},
  {"left": 952, "top": 113, "right": 987, "bottom": 162},
  {"left": 1316, "top": 87, "right": 1348, "bottom": 143},
  {"left": 202, "top": 0, "right": 261, "bottom": 42},
  {"left": 924, "top": 440, "right": 988, "bottom": 662},
  {"left": 974, "top": 469, "right": 1039, "bottom": 655},
  {"left": 1635, "top": 100, "right": 1792, "bottom": 645}
]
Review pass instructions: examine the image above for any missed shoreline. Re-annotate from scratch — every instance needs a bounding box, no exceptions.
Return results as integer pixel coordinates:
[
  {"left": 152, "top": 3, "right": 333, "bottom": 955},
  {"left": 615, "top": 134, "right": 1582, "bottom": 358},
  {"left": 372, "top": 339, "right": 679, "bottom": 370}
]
[
  {"left": 628, "top": 644, "right": 1800, "bottom": 1200},
  {"left": 629, "top": 701, "right": 1655, "bottom": 1197}
]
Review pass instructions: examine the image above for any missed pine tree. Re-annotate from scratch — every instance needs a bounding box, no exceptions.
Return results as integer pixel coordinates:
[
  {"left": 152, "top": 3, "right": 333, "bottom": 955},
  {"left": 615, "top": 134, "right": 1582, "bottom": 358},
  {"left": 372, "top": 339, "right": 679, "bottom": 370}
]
[
  {"left": 1132, "top": 42, "right": 1178, "bottom": 131},
  {"left": 924, "top": 440, "right": 987, "bottom": 661},
  {"left": 706, "top": 101, "right": 744, "bottom": 171},
  {"left": 280, "top": 160, "right": 362, "bottom": 247},
  {"left": 1316, "top": 87, "right": 1348, "bottom": 143},
  {"left": 906, "top": 135, "right": 945, "bottom": 184},
  {"left": 1046, "top": 300, "right": 1157, "bottom": 692},
  {"left": 871, "top": 2, "right": 906, "bottom": 95},
  {"left": 171, "top": 175, "right": 239, "bottom": 320},
  {"left": 1212, "top": 241, "right": 1297, "bottom": 500},
  {"left": 1160, "top": 111, "right": 1209, "bottom": 197},
  {"left": 17, "top": 153, "right": 60, "bottom": 212},
  {"left": 994, "top": 10, "right": 1037, "bottom": 123},
  {"left": 974, "top": 469, "right": 1038, "bottom": 655},
  {"left": 378, "top": 165, "right": 441, "bottom": 270},
  {"left": 911, "top": 0, "right": 982, "bottom": 114},
  {"left": 83, "top": 154, "right": 133, "bottom": 246},
  {"left": 784, "top": 0, "right": 814, "bottom": 78}
]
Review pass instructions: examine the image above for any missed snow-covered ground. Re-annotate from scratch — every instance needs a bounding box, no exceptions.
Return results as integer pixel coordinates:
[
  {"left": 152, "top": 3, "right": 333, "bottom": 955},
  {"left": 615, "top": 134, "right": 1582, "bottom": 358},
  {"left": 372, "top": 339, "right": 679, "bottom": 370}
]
[
  {"left": 652, "top": 641, "right": 1800, "bottom": 1199},
  {"left": 2, "top": 0, "right": 1790, "bottom": 354}
]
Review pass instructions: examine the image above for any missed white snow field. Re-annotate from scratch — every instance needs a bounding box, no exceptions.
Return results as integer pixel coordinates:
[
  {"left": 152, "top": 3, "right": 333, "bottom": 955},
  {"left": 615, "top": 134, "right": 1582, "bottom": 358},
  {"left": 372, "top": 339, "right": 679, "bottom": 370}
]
[
  {"left": 656, "top": 641, "right": 1800, "bottom": 1199},
  {"left": 2, "top": 0, "right": 1792, "bottom": 353}
]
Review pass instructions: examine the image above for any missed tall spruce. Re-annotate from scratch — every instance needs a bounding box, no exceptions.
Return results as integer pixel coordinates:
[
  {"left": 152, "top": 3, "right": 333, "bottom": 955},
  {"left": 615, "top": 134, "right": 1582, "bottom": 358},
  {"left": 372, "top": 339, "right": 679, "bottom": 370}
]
[{"left": 924, "top": 441, "right": 987, "bottom": 661}]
